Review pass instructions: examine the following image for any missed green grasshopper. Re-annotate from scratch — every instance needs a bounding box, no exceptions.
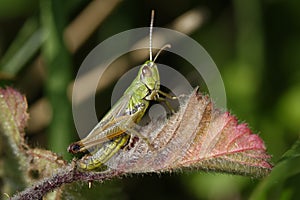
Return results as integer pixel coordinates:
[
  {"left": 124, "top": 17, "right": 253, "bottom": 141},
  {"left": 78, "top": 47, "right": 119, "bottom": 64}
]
[{"left": 68, "top": 10, "right": 175, "bottom": 170}]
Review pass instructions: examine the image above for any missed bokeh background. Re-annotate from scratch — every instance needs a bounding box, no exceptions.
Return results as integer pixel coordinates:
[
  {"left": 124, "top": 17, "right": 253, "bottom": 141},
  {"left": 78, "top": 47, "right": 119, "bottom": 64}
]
[{"left": 1, "top": 0, "right": 300, "bottom": 199}]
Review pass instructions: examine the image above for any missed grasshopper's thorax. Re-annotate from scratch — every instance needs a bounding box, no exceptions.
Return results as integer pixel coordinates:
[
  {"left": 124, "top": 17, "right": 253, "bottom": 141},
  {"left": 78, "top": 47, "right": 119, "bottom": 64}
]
[{"left": 122, "top": 60, "right": 160, "bottom": 118}]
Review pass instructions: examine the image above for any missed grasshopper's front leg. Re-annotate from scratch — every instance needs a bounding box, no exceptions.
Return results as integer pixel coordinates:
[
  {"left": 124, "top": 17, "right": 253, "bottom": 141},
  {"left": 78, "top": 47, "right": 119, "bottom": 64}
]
[{"left": 157, "top": 90, "right": 178, "bottom": 114}]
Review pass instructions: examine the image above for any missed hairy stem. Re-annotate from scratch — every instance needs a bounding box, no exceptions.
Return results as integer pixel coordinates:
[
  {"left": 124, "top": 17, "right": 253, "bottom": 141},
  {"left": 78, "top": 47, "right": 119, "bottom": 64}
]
[{"left": 11, "top": 164, "right": 123, "bottom": 200}]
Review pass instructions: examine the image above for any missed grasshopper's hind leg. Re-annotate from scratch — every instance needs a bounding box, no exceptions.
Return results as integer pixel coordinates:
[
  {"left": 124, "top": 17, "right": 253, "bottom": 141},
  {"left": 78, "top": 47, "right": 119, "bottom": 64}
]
[{"left": 78, "top": 134, "right": 130, "bottom": 170}]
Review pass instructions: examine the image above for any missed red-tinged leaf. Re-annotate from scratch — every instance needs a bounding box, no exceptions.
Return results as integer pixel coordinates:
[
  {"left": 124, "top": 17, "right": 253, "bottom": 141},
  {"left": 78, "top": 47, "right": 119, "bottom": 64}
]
[
  {"left": 0, "top": 86, "right": 67, "bottom": 169},
  {"left": 104, "top": 88, "right": 272, "bottom": 178},
  {"left": 0, "top": 87, "right": 29, "bottom": 149},
  {"left": 0, "top": 87, "right": 67, "bottom": 199}
]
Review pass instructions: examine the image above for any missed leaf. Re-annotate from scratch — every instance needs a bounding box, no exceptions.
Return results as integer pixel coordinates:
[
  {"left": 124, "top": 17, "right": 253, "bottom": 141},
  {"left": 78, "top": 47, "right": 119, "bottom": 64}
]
[
  {"left": 0, "top": 87, "right": 29, "bottom": 150},
  {"left": 250, "top": 137, "right": 300, "bottom": 200},
  {"left": 105, "top": 88, "right": 272, "bottom": 178}
]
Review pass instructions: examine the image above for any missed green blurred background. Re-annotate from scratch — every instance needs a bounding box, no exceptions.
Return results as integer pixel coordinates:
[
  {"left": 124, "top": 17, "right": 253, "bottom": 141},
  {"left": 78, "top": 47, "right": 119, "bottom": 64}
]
[{"left": 0, "top": 0, "right": 300, "bottom": 199}]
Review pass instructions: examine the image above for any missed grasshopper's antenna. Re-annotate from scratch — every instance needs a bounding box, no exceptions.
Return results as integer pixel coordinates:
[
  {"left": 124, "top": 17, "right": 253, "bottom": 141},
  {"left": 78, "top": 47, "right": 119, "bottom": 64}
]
[
  {"left": 153, "top": 44, "right": 171, "bottom": 63},
  {"left": 149, "top": 10, "right": 154, "bottom": 61}
]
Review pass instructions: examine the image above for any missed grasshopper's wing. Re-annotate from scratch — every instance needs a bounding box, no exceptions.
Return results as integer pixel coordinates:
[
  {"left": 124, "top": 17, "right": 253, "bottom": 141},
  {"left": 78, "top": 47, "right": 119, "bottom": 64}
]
[{"left": 76, "top": 92, "right": 133, "bottom": 150}]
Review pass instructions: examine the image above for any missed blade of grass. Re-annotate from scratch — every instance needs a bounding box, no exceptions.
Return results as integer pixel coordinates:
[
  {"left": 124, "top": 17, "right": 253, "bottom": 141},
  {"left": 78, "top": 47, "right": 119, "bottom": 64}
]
[
  {"left": 40, "top": 0, "right": 72, "bottom": 158},
  {"left": 0, "top": 17, "right": 43, "bottom": 75}
]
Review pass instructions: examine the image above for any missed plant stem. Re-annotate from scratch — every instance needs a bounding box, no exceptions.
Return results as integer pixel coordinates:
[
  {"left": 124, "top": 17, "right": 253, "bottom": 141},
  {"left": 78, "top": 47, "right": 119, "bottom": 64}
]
[{"left": 11, "top": 164, "right": 123, "bottom": 200}]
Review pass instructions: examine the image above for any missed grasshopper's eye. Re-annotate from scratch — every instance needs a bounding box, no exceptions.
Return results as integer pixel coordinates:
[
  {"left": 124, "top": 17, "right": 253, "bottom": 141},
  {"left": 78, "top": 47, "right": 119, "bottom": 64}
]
[{"left": 142, "top": 65, "right": 152, "bottom": 77}]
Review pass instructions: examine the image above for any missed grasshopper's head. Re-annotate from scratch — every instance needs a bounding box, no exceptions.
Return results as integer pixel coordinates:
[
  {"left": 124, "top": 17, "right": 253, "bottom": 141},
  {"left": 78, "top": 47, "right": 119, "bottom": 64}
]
[
  {"left": 136, "top": 10, "right": 170, "bottom": 101},
  {"left": 139, "top": 60, "right": 160, "bottom": 100}
]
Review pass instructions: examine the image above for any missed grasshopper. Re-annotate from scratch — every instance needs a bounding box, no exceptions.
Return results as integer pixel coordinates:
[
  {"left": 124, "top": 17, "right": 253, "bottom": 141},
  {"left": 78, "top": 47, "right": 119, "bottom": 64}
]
[{"left": 68, "top": 10, "right": 175, "bottom": 170}]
